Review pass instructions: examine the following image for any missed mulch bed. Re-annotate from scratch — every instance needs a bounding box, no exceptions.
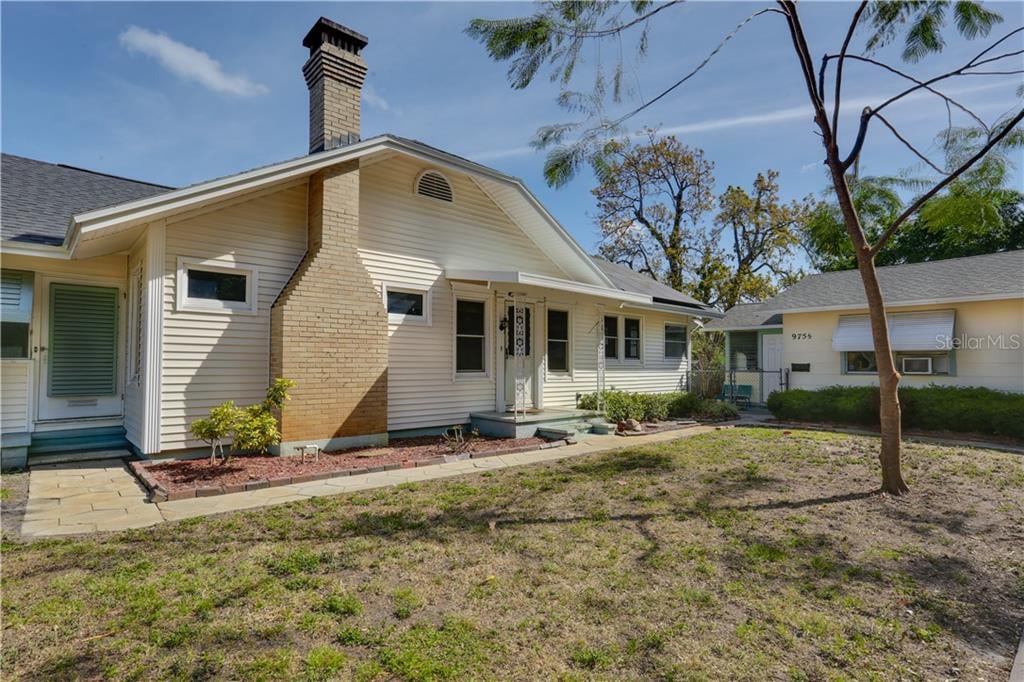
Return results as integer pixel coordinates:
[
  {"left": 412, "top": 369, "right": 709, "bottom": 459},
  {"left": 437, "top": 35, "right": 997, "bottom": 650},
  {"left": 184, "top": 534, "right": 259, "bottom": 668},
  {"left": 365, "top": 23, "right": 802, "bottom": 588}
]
[{"left": 131, "top": 435, "right": 554, "bottom": 502}]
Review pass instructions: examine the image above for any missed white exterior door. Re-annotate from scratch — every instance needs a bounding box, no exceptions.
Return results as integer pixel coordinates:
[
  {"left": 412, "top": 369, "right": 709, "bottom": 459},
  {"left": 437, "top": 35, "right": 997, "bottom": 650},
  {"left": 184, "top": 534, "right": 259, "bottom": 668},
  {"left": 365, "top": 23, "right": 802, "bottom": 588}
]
[
  {"left": 761, "top": 333, "right": 785, "bottom": 399},
  {"left": 504, "top": 303, "right": 535, "bottom": 410},
  {"left": 36, "top": 278, "right": 124, "bottom": 421}
]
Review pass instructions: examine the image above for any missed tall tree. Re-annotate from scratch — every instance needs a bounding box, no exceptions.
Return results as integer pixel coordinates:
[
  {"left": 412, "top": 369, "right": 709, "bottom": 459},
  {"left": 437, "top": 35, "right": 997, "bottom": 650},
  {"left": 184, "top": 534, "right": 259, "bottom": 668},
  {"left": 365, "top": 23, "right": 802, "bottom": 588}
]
[
  {"left": 468, "top": 0, "right": 1023, "bottom": 495},
  {"left": 591, "top": 131, "right": 714, "bottom": 291}
]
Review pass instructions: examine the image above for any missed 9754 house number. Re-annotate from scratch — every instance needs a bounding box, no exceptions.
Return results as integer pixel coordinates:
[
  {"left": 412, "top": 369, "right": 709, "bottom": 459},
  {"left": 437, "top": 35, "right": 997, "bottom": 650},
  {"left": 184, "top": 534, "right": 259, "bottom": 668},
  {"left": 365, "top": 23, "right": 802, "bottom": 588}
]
[{"left": 791, "top": 333, "right": 812, "bottom": 340}]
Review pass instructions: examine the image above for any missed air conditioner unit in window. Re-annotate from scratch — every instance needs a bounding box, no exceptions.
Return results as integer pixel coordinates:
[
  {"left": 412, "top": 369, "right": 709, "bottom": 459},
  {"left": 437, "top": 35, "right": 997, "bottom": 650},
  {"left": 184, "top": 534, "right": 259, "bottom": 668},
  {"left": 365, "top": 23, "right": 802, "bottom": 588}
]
[{"left": 901, "top": 356, "right": 932, "bottom": 374}]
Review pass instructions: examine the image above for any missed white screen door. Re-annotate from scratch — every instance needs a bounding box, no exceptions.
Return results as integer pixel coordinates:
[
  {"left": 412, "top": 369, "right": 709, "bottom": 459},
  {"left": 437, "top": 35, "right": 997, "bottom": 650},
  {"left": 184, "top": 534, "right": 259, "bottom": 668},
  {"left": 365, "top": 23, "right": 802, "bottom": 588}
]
[
  {"left": 504, "top": 304, "right": 535, "bottom": 409},
  {"left": 36, "top": 279, "right": 123, "bottom": 421},
  {"left": 762, "top": 334, "right": 785, "bottom": 398}
]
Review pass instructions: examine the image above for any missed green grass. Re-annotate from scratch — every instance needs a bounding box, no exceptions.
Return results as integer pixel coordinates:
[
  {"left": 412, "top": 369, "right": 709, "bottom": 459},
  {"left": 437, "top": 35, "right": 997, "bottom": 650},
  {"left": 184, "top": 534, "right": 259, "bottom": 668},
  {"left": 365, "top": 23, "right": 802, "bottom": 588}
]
[{"left": 2, "top": 428, "right": 1021, "bottom": 680}]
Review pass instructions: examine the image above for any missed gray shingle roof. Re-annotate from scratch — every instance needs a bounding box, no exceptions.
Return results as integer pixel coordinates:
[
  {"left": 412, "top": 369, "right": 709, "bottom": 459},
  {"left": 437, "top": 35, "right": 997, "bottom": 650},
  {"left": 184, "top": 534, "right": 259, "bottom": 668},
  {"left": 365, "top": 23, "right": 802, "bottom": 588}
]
[
  {"left": 588, "top": 257, "right": 716, "bottom": 312},
  {"left": 1, "top": 154, "right": 172, "bottom": 245},
  {"left": 707, "top": 250, "right": 1024, "bottom": 330},
  {"left": 703, "top": 302, "right": 783, "bottom": 330}
]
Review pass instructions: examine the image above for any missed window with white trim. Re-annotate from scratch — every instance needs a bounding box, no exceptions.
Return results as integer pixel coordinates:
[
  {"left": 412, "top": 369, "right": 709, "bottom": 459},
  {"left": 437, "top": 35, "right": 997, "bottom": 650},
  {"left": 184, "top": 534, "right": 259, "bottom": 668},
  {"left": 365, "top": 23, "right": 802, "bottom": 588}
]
[
  {"left": 385, "top": 286, "right": 429, "bottom": 325},
  {"left": 455, "top": 299, "right": 486, "bottom": 374},
  {"left": 664, "top": 323, "right": 687, "bottom": 359},
  {"left": 624, "top": 317, "right": 642, "bottom": 360},
  {"left": 128, "top": 264, "right": 144, "bottom": 384},
  {"left": 547, "top": 308, "right": 570, "bottom": 373},
  {"left": 176, "top": 258, "right": 258, "bottom": 314},
  {"left": 603, "top": 315, "right": 619, "bottom": 359},
  {"left": 1, "top": 269, "right": 33, "bottom": 359}
]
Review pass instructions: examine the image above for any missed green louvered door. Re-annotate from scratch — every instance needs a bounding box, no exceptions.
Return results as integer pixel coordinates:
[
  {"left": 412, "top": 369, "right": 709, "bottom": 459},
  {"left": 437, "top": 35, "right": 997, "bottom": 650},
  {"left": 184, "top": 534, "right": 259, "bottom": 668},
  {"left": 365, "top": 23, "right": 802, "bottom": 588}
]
[{"left": 37, "top": 281, "right": 122, "bottom": 421}]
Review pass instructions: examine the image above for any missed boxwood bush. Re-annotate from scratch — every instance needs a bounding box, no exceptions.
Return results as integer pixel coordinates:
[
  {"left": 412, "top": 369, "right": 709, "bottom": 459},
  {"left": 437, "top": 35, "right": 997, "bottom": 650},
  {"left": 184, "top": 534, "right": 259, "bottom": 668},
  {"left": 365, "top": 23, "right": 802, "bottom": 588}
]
[
  {"left": 577, "top": 389, "right": 736, "bottom": 423},
  {"left": 766, "top": 384, "right": 1024, "bottom": 438}
]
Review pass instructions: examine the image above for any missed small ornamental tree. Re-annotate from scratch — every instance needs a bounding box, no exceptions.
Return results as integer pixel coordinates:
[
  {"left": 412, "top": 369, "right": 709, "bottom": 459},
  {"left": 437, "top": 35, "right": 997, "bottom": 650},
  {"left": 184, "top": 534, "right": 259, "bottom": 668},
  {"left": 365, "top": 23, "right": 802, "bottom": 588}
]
[{"left": 190, "top": 401, "right": 243, "bottom": 464}]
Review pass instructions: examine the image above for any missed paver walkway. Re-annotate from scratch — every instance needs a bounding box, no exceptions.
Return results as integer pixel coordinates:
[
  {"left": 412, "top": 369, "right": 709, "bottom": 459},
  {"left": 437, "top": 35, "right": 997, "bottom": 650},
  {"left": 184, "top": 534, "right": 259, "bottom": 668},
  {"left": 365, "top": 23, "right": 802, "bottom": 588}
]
[{"left": 20, "top": 424, "right": 732, "bottom": 537}]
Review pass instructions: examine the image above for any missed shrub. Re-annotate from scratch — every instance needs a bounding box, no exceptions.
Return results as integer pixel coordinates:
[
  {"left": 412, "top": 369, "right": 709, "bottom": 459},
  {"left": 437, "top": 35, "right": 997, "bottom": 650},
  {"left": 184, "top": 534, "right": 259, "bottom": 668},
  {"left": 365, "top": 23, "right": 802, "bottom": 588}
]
[
  {"left": 767, "top": 384, "right": 1024, "bottom": 438},
  {"left": 189, "top": 378, "right": 296, "bottom": 459},
  {"left": 694, "top": 400, "right": 739, "bottom": 421},
  {"left": 577, "top": 389, "right": 716, "bottom": 422}
]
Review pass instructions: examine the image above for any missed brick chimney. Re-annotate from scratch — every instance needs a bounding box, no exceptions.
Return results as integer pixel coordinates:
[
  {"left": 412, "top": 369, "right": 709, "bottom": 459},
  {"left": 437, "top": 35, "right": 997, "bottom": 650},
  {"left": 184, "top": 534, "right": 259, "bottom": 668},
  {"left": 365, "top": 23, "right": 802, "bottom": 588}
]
[
  {"left": 270, "top": 18, "right": 388, "bottom": 453},
  {"left": 302, "top": 17, "right": 368, "bottom": 153}
]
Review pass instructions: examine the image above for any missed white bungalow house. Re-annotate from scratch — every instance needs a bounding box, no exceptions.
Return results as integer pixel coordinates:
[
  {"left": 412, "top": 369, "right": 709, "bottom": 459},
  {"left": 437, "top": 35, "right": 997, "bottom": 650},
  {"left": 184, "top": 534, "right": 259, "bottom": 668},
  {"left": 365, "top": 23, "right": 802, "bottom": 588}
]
[
  {"left": 0, "top": 18, "right": 720, "bottom": 469},
  {"left": 704, "top": 250, "right": 1024, "bottom": 404}
]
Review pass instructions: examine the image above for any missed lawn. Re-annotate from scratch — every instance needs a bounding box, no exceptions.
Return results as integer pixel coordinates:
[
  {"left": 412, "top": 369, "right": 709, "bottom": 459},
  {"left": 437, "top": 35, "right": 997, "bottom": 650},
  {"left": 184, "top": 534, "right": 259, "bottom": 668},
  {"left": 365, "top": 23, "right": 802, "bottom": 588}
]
[{"left": 2, "top": 428, "right": 1022, "bottom": 680}]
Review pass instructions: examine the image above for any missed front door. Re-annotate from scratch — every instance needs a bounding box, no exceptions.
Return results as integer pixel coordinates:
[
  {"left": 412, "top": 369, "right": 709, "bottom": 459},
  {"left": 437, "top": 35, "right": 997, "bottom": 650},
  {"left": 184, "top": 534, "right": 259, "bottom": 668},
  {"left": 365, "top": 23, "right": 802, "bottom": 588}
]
[
  {"left": 504, "top": 303, "right": 535, "bottom": 410},
  {"left": 36, "top": 280, "right": 123, "bottom": 421},
  {"left": 761, "top": 333, "right": 784, "bottom": 399}
]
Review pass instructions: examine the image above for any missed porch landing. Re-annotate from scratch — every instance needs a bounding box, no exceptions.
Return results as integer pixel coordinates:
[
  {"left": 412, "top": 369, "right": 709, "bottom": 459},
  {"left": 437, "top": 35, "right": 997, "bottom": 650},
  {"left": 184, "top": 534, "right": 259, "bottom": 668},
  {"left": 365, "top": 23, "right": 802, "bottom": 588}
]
[{"left": 470, "top": 408, "right": 606, "bottom": 439}]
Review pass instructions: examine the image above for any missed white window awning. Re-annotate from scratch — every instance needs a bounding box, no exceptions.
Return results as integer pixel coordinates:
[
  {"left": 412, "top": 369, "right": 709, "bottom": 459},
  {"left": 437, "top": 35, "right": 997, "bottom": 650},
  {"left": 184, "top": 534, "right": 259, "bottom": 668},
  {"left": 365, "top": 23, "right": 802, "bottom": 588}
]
[
  {"left": 445, "top": 269, "right": 652, "bottom": 305},
  {"left": 832, "top": 310, "right": 955, "bottom": 351}
]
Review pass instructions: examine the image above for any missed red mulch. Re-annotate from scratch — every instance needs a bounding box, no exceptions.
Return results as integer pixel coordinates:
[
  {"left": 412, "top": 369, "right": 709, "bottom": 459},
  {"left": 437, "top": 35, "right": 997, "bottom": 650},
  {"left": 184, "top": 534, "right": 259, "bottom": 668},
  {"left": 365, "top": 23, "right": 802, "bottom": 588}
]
[{"left": 142, "top": 436, "right": 546, "bottom": 492}]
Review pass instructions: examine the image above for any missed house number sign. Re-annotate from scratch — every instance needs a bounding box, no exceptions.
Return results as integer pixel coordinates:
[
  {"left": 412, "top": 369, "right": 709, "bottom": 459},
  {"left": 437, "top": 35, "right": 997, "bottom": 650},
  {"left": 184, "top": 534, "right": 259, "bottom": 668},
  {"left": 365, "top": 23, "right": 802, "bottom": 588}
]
[{"left": 791, "top": 333, "right": 812, "bottom": 340}]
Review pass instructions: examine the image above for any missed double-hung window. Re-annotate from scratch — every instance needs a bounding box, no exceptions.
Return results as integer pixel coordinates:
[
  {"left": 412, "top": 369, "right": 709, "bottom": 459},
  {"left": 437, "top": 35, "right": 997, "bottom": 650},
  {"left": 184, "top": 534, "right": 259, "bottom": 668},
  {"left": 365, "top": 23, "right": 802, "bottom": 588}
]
[
  {"left": 603, "top": 315, "right": 619, "bottom": 359},
  {"left": 624, "top": 317, "right": 641, "bottom": 360},
  {"left": 665, "top": 323, "right": 687, "bottom": 359},
  {"left": 456, "top": 299, "right": 486, "bottom": 374},
  {"left": 547, "top": 309, "right": 569, "bottom": 373}
]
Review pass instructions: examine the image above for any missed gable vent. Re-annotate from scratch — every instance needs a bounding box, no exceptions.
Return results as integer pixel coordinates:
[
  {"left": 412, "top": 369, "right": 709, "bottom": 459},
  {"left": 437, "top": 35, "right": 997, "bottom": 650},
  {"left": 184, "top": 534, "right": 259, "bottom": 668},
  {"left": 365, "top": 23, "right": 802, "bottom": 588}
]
[{"left": 416, "top": 171, "right": 453, "bottom": 203}]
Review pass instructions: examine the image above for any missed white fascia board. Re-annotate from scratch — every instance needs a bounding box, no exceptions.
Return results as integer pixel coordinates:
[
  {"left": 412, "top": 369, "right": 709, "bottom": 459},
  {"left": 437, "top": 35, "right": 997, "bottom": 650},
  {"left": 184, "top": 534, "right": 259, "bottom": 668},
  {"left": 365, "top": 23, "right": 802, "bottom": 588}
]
[
  {"left": 446, "top": 269, "right": 651, "bottom": 305},
  {"left": 703, "top": 324, "right": 784, "bottom": 332},
  {"left": 774, "top": 292, "right": 1024, "bottom": 314},
  {"left": 621, "top": 301, "right": 723, "bottom": 318},
  {"left": 0, "top": 241, "right": 71, "bottom": 259}
]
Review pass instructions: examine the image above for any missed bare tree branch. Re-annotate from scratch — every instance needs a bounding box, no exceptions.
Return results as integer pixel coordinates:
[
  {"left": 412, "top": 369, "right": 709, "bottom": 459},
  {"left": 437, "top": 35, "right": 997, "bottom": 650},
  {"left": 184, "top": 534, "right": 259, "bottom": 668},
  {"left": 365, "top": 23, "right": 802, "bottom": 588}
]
[
  {"left": 870, "top": 107, "right": 1024, "bottom": 256},
  {"left": 873, "top": 112, "right": 945, "bottom": 173},
  {"left": 832, "top": 1, "right": 869, "bottom": 138}
]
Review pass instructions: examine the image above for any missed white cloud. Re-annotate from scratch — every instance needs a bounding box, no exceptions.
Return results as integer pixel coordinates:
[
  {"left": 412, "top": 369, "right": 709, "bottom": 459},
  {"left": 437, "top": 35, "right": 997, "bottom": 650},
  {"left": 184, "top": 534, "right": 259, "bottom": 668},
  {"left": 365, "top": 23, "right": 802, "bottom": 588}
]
[
  {"left": 362, "top": 84, "right": 391, "bottom": 112},
  {"left": 119, "top": 25, "right": 268, "bottom": 97}
]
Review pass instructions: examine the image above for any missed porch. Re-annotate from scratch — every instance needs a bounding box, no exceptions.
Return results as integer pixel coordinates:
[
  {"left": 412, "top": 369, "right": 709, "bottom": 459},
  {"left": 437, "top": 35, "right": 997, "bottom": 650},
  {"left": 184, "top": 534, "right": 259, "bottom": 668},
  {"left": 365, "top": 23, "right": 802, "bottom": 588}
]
[{"left": 469, "top": 408, "right": 607, "bottom": 439}]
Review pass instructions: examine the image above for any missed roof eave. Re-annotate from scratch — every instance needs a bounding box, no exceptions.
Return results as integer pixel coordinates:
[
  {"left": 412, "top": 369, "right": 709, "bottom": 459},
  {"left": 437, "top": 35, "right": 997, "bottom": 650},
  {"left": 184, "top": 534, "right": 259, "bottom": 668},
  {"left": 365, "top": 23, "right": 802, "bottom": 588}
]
[{"left": 774, "top": 291, "right": 1024, "bottom": 314}]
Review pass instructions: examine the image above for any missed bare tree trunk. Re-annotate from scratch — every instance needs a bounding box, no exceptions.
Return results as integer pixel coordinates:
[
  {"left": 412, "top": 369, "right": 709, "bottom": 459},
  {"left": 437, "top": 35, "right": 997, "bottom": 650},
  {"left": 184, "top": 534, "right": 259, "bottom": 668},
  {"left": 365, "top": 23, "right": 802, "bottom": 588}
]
[{"left": 825, "top": 160, "right": 909, "bottom": 495}]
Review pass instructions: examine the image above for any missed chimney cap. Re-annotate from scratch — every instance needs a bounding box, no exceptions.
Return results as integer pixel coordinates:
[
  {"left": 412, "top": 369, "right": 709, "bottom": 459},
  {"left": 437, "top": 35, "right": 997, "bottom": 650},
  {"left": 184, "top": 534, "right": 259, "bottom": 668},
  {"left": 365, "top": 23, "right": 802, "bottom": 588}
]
[{"left": 302, "top": 17, "right": 368, "bottom": 55}]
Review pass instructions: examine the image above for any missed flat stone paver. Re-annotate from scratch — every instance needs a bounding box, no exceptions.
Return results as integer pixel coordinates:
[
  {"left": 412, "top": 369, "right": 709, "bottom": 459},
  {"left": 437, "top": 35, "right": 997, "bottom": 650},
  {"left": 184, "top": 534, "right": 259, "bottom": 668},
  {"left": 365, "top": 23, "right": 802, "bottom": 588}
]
[{"left": 21, "top": 423, "right": 739, "bottom": 536}]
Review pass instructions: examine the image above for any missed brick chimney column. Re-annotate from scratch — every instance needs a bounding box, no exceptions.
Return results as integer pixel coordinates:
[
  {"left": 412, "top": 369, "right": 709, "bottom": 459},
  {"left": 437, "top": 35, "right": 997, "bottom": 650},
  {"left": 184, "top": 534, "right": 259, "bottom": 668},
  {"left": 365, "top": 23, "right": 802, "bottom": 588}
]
[
  {"left": 270, "top": 19, "right": 388, "bottom": 452},
  {"left": 302, "top": 17, "right": 368, "bottom": 153}
]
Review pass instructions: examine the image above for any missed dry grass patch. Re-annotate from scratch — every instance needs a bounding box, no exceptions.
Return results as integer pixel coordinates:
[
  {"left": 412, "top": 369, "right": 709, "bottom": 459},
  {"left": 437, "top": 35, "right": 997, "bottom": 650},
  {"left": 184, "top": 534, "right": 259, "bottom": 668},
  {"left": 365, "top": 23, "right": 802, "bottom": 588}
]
[{"left": 2, "top": 428, "right": 1022, "bottom": 680}]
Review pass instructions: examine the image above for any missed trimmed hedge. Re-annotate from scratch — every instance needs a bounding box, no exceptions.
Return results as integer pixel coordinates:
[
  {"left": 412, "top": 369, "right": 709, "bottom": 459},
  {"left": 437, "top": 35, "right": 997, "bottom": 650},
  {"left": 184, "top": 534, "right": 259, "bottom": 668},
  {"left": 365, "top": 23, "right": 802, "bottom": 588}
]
[
  {"left": 766, "top": 385, "right": 1024, "bottom": 438},
  {"left": 577, "top": 390, "right": 737, "bottom": 423}
]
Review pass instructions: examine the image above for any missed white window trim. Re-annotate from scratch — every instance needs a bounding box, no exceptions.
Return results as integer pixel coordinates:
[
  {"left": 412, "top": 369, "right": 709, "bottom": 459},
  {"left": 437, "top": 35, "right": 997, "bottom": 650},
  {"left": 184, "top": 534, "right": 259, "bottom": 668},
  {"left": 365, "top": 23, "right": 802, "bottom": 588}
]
[
  {"left": 664, "top": 322, "right": 687, "bottom": 361},
  {"left": 383, "top": 284, "right": 431, "bottom": 326},
  {"left": 127, "top": 263, "right": 144, "bottom": 386},
  {"left": 603, "top": 313, "right": 621, "bottom": 363},
  {"left": 545, "top": 304, "right": 573, "bottom": 377},
  {"left": 176, "top": 257, "right": 258, "bottom": 315},
  {"left": 414, "top": 169, "right": 456, "bottom": 204},
  {"left": 452, "top": 293, "right": 491, "bottom": 380},
  {"left": 605, "top": 314, "right": 644, "bottom": 365}
]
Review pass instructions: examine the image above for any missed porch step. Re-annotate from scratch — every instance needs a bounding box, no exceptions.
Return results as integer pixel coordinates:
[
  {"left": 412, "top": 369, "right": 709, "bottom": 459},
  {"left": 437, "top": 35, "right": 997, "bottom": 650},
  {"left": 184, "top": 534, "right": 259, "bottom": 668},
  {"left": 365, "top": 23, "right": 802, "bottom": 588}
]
[
  {"left": 28, "top": 449, "right": 133, "bottom": 468},
  {"left": 27, "top": 426, "right": 131, "bottom": 459}
]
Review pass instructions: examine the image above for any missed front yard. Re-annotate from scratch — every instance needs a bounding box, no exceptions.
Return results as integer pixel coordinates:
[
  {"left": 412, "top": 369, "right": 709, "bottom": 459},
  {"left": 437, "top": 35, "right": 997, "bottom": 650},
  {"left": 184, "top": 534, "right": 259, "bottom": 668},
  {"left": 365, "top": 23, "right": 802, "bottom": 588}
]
[{"left": 2, "top": 428, "right": 1022, "bottom": 680}]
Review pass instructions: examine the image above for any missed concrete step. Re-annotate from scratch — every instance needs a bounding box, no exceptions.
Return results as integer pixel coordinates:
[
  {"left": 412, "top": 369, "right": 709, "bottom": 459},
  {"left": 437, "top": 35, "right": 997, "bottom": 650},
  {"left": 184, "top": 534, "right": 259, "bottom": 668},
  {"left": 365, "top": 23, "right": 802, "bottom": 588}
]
[
  {"left": 29, "top": 436, "right": 131, "bottom": 456},
  {"left": 30, "top": 425, "right": 126, "bottom": 442},
  {"left": 28, "top": 449, "right": 133, "bottom": 468}
]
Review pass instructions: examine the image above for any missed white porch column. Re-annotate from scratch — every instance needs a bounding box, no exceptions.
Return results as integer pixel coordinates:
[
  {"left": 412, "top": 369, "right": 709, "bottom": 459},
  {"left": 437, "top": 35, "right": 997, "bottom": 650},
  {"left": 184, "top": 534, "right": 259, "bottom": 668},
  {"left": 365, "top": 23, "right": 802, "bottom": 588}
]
[{"left": 141, "top": 220, "right": 165, "bottom": 455}]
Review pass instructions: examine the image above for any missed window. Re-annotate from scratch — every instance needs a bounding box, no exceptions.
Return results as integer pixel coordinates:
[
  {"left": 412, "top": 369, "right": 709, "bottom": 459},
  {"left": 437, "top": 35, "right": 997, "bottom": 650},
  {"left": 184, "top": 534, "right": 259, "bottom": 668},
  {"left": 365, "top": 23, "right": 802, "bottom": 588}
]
[
  {"left": 897, "top": 352, "right": 951, "bottom": 375},
  {"left": 128, "top": 264, "right": 144, "bottom": 384},
  {"left": 729, "top": 331, "right": 759, "bottom": 370},
  {"left": 176, "top": 258, "right": 257, "bottom": 314},
  {"left": 604, "top": 316, "right": 619, "bottom": 359},
  {"left": 385, "top": 287, "right": 429, "bottom": 324},
  {"left": 547, "top": 309, "right": 569, "bottom": 373},
  {"left": 665, "top": 323, "right": 687, "bottom": 359},
  {"left": 901, "top": 356, "right": 932, "bottom": 374},
  {"left": 456, "top": 299, "right": 486, "bottom": 373},
  {"left": 624, "top": 318, "right": 641, "bottom": 360},
  {"left": 1, "top": 269, "right": 33, "bottom": 359},
  {"left": 845, "top": 351, "right": 877, "bottom": 373}
]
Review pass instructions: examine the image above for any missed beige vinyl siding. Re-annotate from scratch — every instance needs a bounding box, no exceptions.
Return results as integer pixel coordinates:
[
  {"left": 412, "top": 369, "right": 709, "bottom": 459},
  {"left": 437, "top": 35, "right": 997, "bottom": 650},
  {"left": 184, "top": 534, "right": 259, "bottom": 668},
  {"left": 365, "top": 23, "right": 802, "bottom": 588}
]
[
  {"left": 1, "top": 361, "right": 32, "bottom": 433},
  {"left": 542, "top": 303, "right": 692, "bottom": 408},
  {"left": 123, "top": 233, "right": 146, "bottom": 449},
  {"left": 160, "top": 184, "right": 307, "bottom": 449},
  {"left": 359, "top": 157, "right": 568, "bottom": 431}
]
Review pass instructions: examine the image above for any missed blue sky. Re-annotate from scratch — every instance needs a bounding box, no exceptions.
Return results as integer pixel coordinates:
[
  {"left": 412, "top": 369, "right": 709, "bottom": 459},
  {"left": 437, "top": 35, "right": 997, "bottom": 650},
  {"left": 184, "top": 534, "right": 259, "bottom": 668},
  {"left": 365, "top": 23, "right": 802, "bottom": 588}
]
[{"left": 3, "top": 2, "right": 1021, "bottom": 255}]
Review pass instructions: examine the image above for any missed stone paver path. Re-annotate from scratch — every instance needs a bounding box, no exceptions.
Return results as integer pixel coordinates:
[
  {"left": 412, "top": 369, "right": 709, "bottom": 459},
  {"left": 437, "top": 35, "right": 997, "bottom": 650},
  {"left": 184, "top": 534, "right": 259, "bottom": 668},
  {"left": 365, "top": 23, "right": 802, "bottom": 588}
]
[{"left": 21, "top": 424, "right": 729, "bottom": 537}]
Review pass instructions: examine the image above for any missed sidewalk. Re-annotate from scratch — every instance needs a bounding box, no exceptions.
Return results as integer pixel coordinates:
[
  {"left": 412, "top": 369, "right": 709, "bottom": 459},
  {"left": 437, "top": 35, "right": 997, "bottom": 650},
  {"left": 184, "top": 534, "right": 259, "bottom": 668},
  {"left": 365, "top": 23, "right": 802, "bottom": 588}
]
[{"left": 20, "top": 423, "right": 730, "bottom": 537}]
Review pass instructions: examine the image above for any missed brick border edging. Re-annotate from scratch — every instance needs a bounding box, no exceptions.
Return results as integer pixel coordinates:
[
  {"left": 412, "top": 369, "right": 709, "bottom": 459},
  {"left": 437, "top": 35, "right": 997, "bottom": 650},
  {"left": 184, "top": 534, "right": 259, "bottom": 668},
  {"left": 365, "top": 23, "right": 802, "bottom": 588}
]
[{"left": 130, "top": 440, "right": 570, "bottom": 503}]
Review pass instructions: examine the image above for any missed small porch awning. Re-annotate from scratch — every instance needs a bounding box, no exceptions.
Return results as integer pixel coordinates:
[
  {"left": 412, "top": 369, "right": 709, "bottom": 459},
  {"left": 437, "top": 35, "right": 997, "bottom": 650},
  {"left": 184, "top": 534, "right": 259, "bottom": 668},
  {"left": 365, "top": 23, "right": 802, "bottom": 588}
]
[
  {"left": 832, "top": 310, "right": 955, "bottom": 351},
  {"left": 445, "top": 269, "right": 653, "bottom": 305}
]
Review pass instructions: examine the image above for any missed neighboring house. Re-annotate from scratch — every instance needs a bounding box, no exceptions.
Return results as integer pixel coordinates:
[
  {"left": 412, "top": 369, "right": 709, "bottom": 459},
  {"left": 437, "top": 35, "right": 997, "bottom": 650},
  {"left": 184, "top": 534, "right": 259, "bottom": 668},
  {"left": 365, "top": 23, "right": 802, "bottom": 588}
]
[
  {"left": 705, "top": 250, "right": 1024, "bottom": 402},
  {"left": 0, "top": 18, "right": 720, "bottom": 468}
]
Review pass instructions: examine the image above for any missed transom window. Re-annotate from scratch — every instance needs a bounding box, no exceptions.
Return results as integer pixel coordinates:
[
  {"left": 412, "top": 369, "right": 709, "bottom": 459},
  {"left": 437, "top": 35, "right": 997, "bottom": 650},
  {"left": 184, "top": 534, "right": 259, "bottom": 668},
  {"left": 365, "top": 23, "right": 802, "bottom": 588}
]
[
  {"left": 456, "top": 299, "right": 486, "bottom": 374},
  {"left": 624, "top": 317, "right": 641, "bottom": 360},
  {"left": 386, "top": 287, "right": 429, "bottom": 324},
  {"left": 177, "top": 258, "right": 257, "bottom": 314},
  {"left": 547, "top": 309, "right": 569, "bottom": 373},
  {"left": 665, "top": 323, "right": 687, "bottom": 359}
]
